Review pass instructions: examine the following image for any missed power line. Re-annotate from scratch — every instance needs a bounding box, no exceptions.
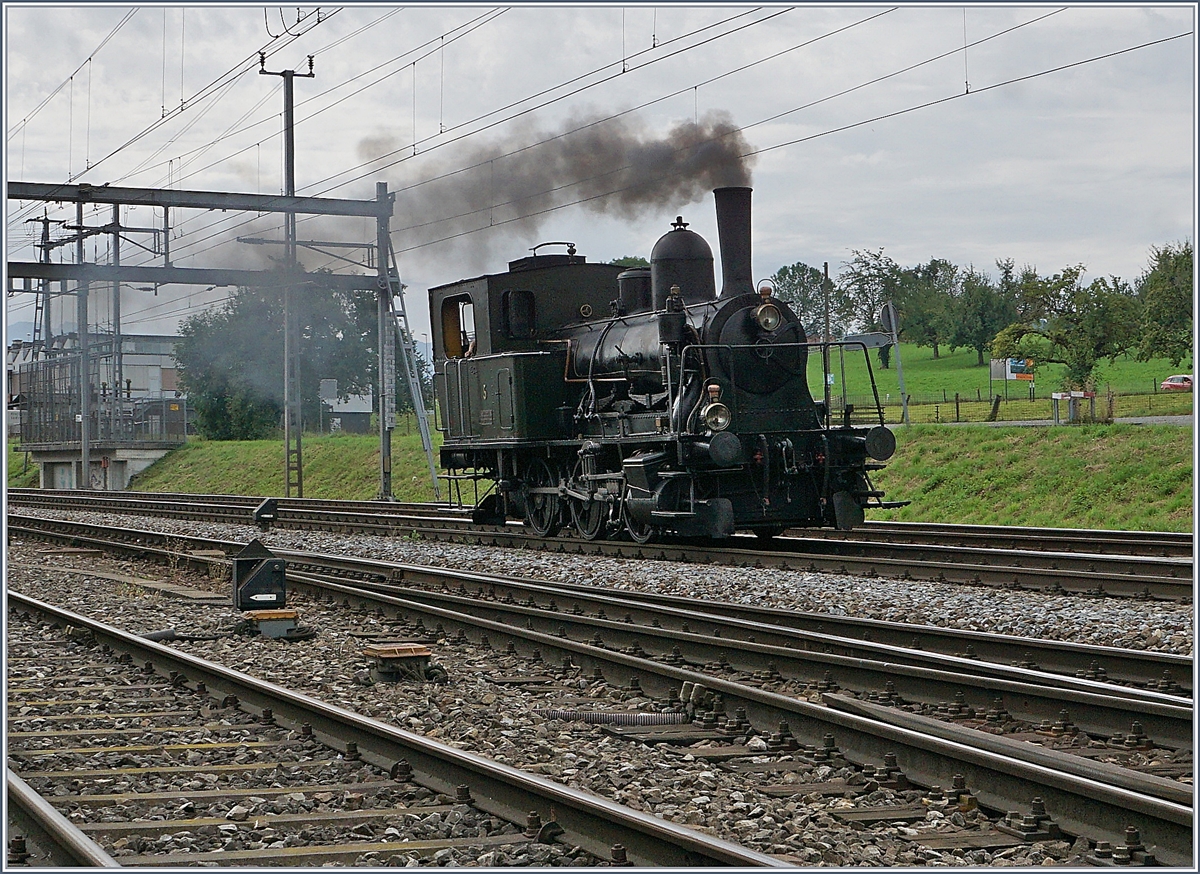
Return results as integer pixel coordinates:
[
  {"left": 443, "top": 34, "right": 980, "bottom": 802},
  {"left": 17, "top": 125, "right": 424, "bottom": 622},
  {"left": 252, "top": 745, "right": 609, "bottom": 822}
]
[
  {"left": 310, "top": 7, "right": 790, "bottom": 195},
  {"left": 376, "top": 6, "right": 1057, "bottom": 237},
  {"left": 744, "top": 29, "right": 1194, "bottom": 159},
  {"left": 6, "top": 10, "right": 340, "bottom": 232},
  {"left": 112, "top": 7, "right": 505, "bottom": 191},
  {"left": 395, "top": 28, "right": 1195, "bottom": 255},
  {"left": 51, "top": 9, "right": 509, "bottom": 269},
  {"left": 121, "top": 7, "right": 793, "bottom": 267},
  {"left": 6, "top": 8, "right": 138, "bottom": 140}
]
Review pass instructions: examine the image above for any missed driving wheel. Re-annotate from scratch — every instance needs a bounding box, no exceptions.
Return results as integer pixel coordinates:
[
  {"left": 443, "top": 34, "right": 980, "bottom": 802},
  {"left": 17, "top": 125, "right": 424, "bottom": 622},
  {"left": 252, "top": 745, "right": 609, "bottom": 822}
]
[{"left": 522, "top": 457, "right": 562, "bottom": 537}]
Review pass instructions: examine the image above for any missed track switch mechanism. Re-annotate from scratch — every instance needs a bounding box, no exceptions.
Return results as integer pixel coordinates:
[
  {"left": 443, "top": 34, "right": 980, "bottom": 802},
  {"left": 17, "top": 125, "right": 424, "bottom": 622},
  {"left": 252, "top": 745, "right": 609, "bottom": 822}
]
[{"left": 232, "top": 539, "right": 286, "bottom": 611}]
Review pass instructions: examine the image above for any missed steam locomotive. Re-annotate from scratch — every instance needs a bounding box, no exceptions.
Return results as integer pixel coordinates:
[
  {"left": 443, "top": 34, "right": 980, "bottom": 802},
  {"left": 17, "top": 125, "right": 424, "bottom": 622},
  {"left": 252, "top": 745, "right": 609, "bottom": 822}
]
[{"left": 429, "top": 187, "right": 901, "bottom": 541}]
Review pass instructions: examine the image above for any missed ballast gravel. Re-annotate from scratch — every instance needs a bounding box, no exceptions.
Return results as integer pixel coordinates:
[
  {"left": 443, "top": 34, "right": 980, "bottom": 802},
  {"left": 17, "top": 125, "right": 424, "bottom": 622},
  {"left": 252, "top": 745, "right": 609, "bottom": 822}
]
[
  {"left": 8, "top": 520, "right": 1191, "bottom": 867},
  {"left": 12, "top": 508, "right": 1193, "bottom": 655}
]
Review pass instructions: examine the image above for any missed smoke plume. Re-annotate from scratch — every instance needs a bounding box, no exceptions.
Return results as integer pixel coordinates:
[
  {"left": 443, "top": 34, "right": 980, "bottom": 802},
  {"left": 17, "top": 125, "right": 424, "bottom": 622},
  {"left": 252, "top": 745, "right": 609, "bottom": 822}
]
[{"left": 370, "top": 110, "right": 755, "bottom": 271}]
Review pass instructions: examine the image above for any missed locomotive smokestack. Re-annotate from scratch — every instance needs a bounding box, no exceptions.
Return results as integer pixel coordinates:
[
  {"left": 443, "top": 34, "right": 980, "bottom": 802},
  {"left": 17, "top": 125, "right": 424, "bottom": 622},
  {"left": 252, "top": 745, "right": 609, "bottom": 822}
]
[{"left": 713, "top": 187, "right": 753, "bottom": 298}]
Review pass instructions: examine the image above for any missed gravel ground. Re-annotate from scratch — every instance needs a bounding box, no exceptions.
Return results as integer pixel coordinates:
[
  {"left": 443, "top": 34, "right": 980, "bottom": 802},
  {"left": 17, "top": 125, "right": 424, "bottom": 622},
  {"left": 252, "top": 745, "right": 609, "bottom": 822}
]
[
  {"left": 9, "top": 520, "right": 1190, "bottom": 867},
  {"left": 7, "top": 609, "right": 584, "bottom": 868},
  {"left": 11, "top": 508, "right": 1194, "bottom": 655}
]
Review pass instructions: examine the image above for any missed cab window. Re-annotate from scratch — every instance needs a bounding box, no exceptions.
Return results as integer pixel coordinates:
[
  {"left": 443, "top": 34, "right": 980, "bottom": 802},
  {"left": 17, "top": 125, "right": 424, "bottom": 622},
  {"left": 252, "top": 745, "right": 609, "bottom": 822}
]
[
  {"left": 441, "top": 295, "right": 476, "bottom": 358},
  {"left": 502, "top": 289, "right": 536, "bottom": 339}
]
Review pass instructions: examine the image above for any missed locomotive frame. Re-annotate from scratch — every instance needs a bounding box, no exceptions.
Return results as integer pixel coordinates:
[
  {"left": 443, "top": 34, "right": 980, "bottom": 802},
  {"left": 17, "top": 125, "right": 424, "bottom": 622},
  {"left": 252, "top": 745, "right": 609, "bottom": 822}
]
[{"left": 429, "top": 187, "right": 903, "bottom": 542}]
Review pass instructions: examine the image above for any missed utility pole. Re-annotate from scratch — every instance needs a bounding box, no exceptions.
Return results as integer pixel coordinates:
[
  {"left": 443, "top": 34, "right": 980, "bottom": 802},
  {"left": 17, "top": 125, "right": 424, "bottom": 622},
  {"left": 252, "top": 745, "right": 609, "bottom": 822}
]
[
  {"left": 26, "top": 213, "right": 63, "bottom": 356},
  {"left": 111, "top": 204, "right": 122, "bottom": 441},
  {"left": 261, "top": 53, "right": 314, "bottom": 497},
  {"left": 882, "top": 301, "right": 909, "bottom": 425},
  {"left": 376, "top": 182, "right": 395, "bottom": 500},
  {"left": 75, "top": 201, "right": 90, "bottom": 488},
  {"left": 822, "top": 262, "right": 833, "bottom": 428}
]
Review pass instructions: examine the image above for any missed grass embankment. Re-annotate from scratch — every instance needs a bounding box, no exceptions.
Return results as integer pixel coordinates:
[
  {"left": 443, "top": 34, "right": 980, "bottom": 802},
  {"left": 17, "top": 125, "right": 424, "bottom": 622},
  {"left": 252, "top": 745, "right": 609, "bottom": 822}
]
[
  {"left": 7, "top": 441, "right": 40, "bottom": 488},
  {"left": 872, "top": 425, "right": 1193, "bottom": 532},
  {"left": 812, "top": 343, "right": 1194, "bottom": 424},
  {"left": 11, "top": 423, "right": 1185, "bottom": 533},
  {"left": 125, "top": 431, "right": 441, "bottom": 502}
]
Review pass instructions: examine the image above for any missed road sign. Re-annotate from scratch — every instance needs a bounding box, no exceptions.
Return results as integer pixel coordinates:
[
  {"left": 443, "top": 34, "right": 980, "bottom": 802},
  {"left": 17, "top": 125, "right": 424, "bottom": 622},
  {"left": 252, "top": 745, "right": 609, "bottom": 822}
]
[{"left": 880, "top": 302, "right": 899, "bottom": 334}]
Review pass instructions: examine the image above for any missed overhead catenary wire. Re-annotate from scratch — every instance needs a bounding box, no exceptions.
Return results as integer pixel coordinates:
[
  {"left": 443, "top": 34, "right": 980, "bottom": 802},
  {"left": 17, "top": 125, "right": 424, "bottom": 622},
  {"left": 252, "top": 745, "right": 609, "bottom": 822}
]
[
  {"left": 99, "top": 7, "right": 505, "bottom": 194},
  {"left": 124, "top": 12, "right": 1180, "bottom": 280},
  {"left": 308, "top": 7, "right": 788, "bottom": 195},
  {"left": 120, "top": 6, "right": 796, "bottom": 267},
  {"left": 743, "top": 29, "right": 1194, "bottom": 159},
  {"left": 82, "top": 4, "right": 758, "bottom": 273},
  {"left": 6, "top": 8, "right": 138, "bottom": 140},
  {"left": 10, "top": 9, "right": 1186, "bottom": 313},
  {"left": 17, "top": 8, "right": 336, "bottom": 194},
  {"left": 383, "top": 7, "right": 1055, "bottom": 236},
  {"left": 12, "top": 7, "right": 510, "bottom": 259},
  {"left": 393, "top": 28, "right": 1195, "bottom": 255},
  {"left": 5, "top": 9, "right": 340, "bottom": 230},
  {"left": 8, "top": 4, "right": 762, "bottom": 254}
]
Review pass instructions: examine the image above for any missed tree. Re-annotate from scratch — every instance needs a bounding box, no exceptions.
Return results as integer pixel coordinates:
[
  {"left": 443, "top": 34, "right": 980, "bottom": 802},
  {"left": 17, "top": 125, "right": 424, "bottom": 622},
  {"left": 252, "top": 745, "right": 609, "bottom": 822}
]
[
  {"left": 838, "top": 248, "right": 903, "bottom": 367},
  {"left": 609, "top": 255, "right": 649, "bottom": 268},
  {"left": 949, "top": 266, "right": 1019, "bottom": 366},
  {"left": 1136, "top": 240, "right": 1193, "bottom": 367},
  {"left": 991, "top": 265, "right": 1142, "bottom": 389},
  {"left": 769, "top": 261, "right": 847, "bottom": 337},
  {"left": 837, "top": 248, "right": 902, "bottom": 333},
  {"left": 175, "top": 275, "right": 379, "bottom": 439},
  {"left": 896, "top": 258, "right": 957, "bottom": 359}
]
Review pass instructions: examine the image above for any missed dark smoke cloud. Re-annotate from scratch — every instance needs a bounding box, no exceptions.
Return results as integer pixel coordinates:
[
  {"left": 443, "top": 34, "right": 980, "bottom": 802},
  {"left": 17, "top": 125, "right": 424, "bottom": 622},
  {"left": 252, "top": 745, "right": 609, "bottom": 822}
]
[{"left": 374, "top": 110, "right": 755, "bottom": 271}]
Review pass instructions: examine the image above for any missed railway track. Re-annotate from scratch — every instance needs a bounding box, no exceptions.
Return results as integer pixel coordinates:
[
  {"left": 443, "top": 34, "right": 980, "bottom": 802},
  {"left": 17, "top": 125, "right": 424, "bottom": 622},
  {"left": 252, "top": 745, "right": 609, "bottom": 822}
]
[
  {"left": 9, "top": 512, "right": 1191, "bottom": 696},
  {"left": 10, "top": 488, "right": 1190, "bottom": 556},
  {"left": 7, "top": 518, "right": 1193, "bottom": 866},
  {"left": 6, "top": 592, "right": 783, "bottom": 868},
  {"left": 7, "top": 491, "right": 1194, "bottom": 600}
]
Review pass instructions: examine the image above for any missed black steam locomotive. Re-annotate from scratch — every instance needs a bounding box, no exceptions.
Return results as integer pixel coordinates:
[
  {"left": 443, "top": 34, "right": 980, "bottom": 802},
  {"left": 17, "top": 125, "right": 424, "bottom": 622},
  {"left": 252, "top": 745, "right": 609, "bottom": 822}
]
[{"left": 429, "top": 187, "right": 901, "bottom": 541}]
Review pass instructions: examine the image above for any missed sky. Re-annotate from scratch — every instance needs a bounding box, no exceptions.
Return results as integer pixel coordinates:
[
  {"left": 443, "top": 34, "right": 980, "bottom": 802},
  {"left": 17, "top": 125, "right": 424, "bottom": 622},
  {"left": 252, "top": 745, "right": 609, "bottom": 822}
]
[{"left": 4, "top": 3, "right": 1196, "bottom": 346}]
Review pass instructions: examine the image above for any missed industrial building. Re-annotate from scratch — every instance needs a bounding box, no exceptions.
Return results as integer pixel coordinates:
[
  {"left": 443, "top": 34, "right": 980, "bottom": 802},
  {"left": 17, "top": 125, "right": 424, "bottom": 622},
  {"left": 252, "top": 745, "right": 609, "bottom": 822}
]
[{"left": 7, "top": 333, "right": 191, "bottom": 489}]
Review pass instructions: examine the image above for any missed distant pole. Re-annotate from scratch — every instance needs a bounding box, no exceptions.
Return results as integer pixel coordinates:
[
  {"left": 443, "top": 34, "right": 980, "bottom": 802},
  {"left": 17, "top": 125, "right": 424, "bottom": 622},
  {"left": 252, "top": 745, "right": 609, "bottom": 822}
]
[
  {"left": 376, "top": 181, "right": 394, "bottom": 500},
  {"left": 261, "top": 53, "right": 314, "bottom": 497},
  {"left": 76, "top": 201, "right": 90, "bottom": 487},
  {"left": 822, "top": 262, "right": 832, "bottom": 428},
  {"left": 111, "top": 204, "right": 122, "bottom": 444},
  {"left": 885, "top": 301, "right": 910, "bottom": 425}
]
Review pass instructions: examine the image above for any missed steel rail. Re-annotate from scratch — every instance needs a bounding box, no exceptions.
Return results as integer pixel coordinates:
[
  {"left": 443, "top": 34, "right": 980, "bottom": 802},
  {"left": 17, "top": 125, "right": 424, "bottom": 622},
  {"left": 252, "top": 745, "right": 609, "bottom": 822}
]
[
  {"left": 285, "top": 573, "right": 1195, "bottom": 749},
  {"left": 426, "top": 569, "right": 1193, "bottom": 695},
  {"left": 6, "top": 771, "right": 121, "bottom": 867},
  {"left": 5, "top": 591, "right": 786, "bottom": 869},
  {"left": 9, "top": 489, "right": 1190, "bottom": 556},
  {"left": 8, "top": 500, "right": 1190, "bottom": 601},
  {"left": 798, "top": 520, "right": 1192, "bottom": 558},
  {"left": 8, "top": 489, "right": 1187, "bottom": 557},
  {"left": 8, "top": 513, "right": 1189, "bottom": 698},
  {"left": 8, "top": 523, "right": 1192, "bottom": 864},
  {"left": 40, "top": 563, "right": 1183, "bottom": 867},
  {"left": 266, "top": 575, "right": 1198, "bottom": 867}
]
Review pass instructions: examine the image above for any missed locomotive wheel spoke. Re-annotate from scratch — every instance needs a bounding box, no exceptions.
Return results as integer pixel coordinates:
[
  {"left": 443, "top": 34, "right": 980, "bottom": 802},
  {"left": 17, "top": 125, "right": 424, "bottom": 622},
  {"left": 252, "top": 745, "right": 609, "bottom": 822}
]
[
  {"left": 571, "top": 497, "right": 608, "bottom": 541},
  {"left": 522, "top": 458, "right": 562, "bottom": 538},
  {"left": 569, "top": 461, "right": 608, "bottom": 541}
]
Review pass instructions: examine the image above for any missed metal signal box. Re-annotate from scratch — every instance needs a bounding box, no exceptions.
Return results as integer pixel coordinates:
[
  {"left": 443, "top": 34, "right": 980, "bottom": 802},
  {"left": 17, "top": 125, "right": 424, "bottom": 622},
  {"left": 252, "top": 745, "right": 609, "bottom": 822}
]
[{"left": 232, "top": 539, "right": 286, "bottom": 611}]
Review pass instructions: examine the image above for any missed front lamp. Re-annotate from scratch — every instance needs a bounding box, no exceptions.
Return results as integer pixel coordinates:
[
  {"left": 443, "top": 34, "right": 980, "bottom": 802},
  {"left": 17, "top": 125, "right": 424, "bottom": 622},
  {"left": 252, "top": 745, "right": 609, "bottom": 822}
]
[
  {"left": 755, "top": 302, "right": 782, "bottom": 332},
  {"left": 702, "top": 402, "right": 732, "bottom": 432}
]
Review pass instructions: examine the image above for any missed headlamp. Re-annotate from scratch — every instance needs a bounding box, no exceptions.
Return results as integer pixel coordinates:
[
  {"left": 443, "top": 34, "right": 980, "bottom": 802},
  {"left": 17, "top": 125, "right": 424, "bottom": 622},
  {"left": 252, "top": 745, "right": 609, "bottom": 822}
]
[
  {"left": 755, "top": 302, "right": 782, "bottom": 332},
  {"left": 702, "top": 402, "right": 732, "bottom": 431}
]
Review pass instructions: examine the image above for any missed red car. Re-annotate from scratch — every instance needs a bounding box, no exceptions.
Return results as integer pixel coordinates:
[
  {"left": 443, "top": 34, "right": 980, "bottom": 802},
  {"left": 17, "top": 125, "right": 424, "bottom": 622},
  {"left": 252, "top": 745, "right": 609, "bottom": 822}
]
[{"left": 1160, "top": 375, "right": 1192, "bottom": 391}]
